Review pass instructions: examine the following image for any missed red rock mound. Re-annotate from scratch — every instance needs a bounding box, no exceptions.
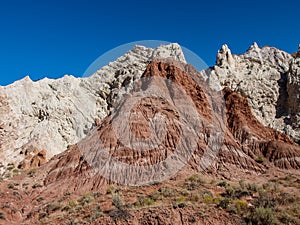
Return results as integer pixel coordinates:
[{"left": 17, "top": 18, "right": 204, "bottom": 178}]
[{"left": 0, "top": 59, "right": 299, "bottom": 224}]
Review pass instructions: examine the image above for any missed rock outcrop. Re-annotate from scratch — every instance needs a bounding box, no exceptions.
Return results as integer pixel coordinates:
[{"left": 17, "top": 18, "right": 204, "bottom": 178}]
[
  {"left": 1, "top": 41, "right": 300, "bottom": 178},
  {"left": 0, "top": 59, "right": 300, "bottom": 224},
  {"left": 35, "top": 60, "right": 300, "bottom": 192},
  {"left": 207, "top": 42, "right": 300, "bottom": 143},
  {"left": 0, "top": 44, "right": 186, "bottom": 174}
]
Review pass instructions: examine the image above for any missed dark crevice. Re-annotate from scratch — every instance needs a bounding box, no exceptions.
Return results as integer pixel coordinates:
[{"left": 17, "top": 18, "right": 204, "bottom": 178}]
[{"left": 275, "top": 72, "right": 289, "bottom": 118}]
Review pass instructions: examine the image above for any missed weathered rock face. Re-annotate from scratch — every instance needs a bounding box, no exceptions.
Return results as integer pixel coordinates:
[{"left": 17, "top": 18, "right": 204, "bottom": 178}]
[
  {"left": 0, "top": 44, "right": 186, "bottom": 173},
  {"left": 0, "top": 59, "right": 300, "bottom": 224},
  {"left": 207, "top": 42, "right": 300, "bottom": 143},
  {"left": 287, "top": 49, "right": 300, "bottom": 142},
  {"left": 1, "top": 41, "right": 300, "bottom": 178},
  {"left": 43, "top": 60, "right": 300, "bottom": 192}
]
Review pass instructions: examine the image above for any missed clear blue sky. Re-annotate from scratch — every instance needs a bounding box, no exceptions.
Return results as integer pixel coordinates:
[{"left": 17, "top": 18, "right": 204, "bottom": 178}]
[{"left": 0, "top": 0, "right": 299, "bottom": 86}]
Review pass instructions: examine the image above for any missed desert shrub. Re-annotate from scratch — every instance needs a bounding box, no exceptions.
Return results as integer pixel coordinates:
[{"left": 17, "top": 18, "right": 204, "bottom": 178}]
[
  {"left": 185, "top": 174, "right": 205, "bottom": 190},
  {"left": 68, "top": 199, "right": 78, "bottom": 208},
  {"left": 176, "top": 195, "right": 187, "bottom": 203},
  {"left": 255, "top": 156, "right": 264, "bottom": 164},
  {"left": 7, "top": 183, "right": 14, "bottom": 189},
  {"left": 109, "top": 209, "right": 131, "bottom": 222},
  {"left": 141, "top": 198, "right": 154, "bottom": 206},
  {"left": 135, "top": 196, "right": 155, "bottom": 207},
  {"left": 0, "top": 212, "right": 4, "bottom": 220},
  {"left": 37, "top": 197, "right": 44, "bottom": 202},
  {"left": 245, "top": 207, "right": 277, "bottom": 225},
  {"left": 239, "top": 180, "right": 245, "bottom": 189},
  {"left": 203, "top": 194, "right": 213, "bottom": 203},
  {"left": 27, "top": 169, "right": 36, "bottom": 177},
  {"left": 158, "top": 187, "right": 176, "bottom": 198},
  {"left": 278, "top": 211, "right": 300, "bottom": 225},
  {"left": 149, "top": 191, "right": 163, "bottom": 201},
  {"left": 225, "top": 185, "right": 235, "bottom": 198},
  {"left": 79, "top": 192, "right": 94, "bottom": 205},
  {"left": 276, "top": 192, "right": 298, "bottom": 205},
  {"left": 32, "top": 183, "right": 42, "bottom": 189},
  {"left": 46, "top": 202, "right": 61, "bottom": 213},
  {"left": 13, "top": 191, "right": 21, "bottom": 200},
  {"left": 106, "top": 185, "right": 115, "bottom": 194},
  {"left": 188, "top": 193, "right": 201, "bottom": 203},
  {"left": 217, "top": 181, "right": 228, "bottom": 187},
  {"left": 218, "top": 198, "right": 231, "bottom": 209},
  {"left": 7, "top": 163, "right": 14, "bottom": 171},
  {"left": 200, "top": 190, "right": 213, "bottom": 200},
  {"left": 180, "top": 189, "right": 189, "bottom": 197},
  {"left": 235, "top": 199, "right": 248, "bottom": 214},
  {"left": 254, "top": 190, "right": 277, "bottom": 208},
  {"left": 245, "top": 183, "right": 259, "bottom": 193},
  {"left": 112, "top": 193, "right": 124, "bottom": 209},
  {"left": 288, "top": 203, "right": 300, "bottom": 218},
  {"left": 89, "top": 210, "right": 104, "bottom": 221}
]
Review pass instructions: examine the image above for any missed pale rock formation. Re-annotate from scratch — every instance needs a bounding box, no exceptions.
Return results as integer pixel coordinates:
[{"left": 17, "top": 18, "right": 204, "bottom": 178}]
[
  {"left": 0, "top": 43, "right": 186, "bottom": 173},
  {"left": 287, "top": 49, "right": 300, "bottom": 142},
  {"left": 207, "top": 42, "right": 300, "bottom": 143}
]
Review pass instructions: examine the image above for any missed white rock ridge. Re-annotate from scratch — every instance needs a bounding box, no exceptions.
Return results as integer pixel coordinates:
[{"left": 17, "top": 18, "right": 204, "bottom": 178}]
[
  {"left": 1, "top": 41, "right": 299, "bottom": 176},
  {"left": 0, "top": 43, "right": 186, "bottom": 173},
  {"left": 207, "top": 42, "right": 300, "bottom": 143}
]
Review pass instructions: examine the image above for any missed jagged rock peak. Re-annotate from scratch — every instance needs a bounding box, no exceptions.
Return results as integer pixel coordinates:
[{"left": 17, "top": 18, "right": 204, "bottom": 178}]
[
  {"left": 0, "top": 42, "right": 187, "bottom": 173},
  {"left": 207, "top": 41, "right": 299, "bottom": 144},
  {"left": 216, "top": 44, "right": 234, "bottom": 66},
  {"left": 152, "top": 43, "right": 186, "bottom": 63},
  {"left": 247, "top": 42, "right": 260, "bottom": 52}
]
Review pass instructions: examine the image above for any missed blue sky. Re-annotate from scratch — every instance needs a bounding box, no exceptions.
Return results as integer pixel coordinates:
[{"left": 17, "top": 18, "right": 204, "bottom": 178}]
[{"left": 0, "top": 0, "right": 299, "bottom": 85}]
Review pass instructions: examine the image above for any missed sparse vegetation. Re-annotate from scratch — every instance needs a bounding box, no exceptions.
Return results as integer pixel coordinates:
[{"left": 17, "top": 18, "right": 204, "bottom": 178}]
[
  {"left": 79, "top": 192, "right": 94, "bottom": 206},
  {"left": 112, "top": 193, "right": 124, "bottom": 209},
  {"left": 7, "top": 183, "right": 15, "bottom": 189},
  {"left": 0, "top": 212, "right": 5, "bottom": 220},
  {"left": 3, "top": 166, "right": 297, "bottom": 225},
  {"left": 245, "top": 207, "right": 277, "bottom": 225},
  {"left": 32, "top": 183, "right": 43, "bottom": 189},
  {"left": 255, "top": 156, "right": 264, "bottom": 164},
  {"left": 6, "top": 163, "right": 15, "bottom": 171},
  {"left": 185, "top": 173, "right": 205, "bottom": 190},
  {"left": 27, "top": 169, "right": 36, "bottom": 177}
]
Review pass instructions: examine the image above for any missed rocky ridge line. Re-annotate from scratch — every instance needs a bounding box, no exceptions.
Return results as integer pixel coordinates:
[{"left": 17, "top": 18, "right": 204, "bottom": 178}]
[
  {"left": 0, "top": 43, "right": 186, "bottom": 174},
  {"left": 206, "top": 42, "right": 300, "bottom": 143}
]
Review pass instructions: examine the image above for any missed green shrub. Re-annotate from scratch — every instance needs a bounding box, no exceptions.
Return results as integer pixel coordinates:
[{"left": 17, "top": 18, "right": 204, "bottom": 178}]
[
  {"left": 188, "top": 193, "right": 201, "bottom": 203},
  {"left": 203, "top": 195, "right": 213, "bottom": 203},
  {"left": 7, "top": 163, "right": 14, "bottom": 171},
  {"left": 46, "top": 202, "right": 61, "bottom": 213},
  {"left": 255, "top": 156, "right": 264, "bottom": 164},
  {"left": 79, "top": 192, "right": 94, "bottom": 205},
  {"left": 27, "top": 169, "right": 36, "bottom": 177},
  {"left": 106, "top": 185, "right": 115, "bottom": 194},
  {"left": 246, "top": 207, "right": 277, "bottom": 225},
  {"left": 218, "top": 181, "right": 228, "bottom": 187},
  {"left": 185, "top": 174, "right": 205, "bottom": 190},
  {"left": 32, "top": 183, "right": 42, "bottom": 189},
  {"left": 141, "top": 198, "right": 154, "bottom": 206},
  {"left": 218, "top": 198, "right": 231, "bottom": 209},
  {"left": 150, "top": 191, "right": 163, "bottom": 201},
  {"left": 68, "top": 199, "right": 78, "bottom": 208},
  {"left": 112, "top": 193, "right": 124, "bottom": 209},
  {"left": 159, "top": 187, "right": 176, "bottom": 198},
  {"left": 225, "top": 185, "right": 235, "bottom": 198},
  {"left": 235, "top": 199, "right": 248, "bottom": 214},
  {"left": 7, "top": 183, "right": 14, "bottom": 189}
]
